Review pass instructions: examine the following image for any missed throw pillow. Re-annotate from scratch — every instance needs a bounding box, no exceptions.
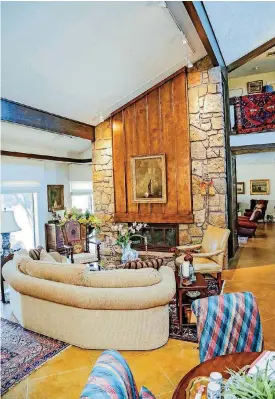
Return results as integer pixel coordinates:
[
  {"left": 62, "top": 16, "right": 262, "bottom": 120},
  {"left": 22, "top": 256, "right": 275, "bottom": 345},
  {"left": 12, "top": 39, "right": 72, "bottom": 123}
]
[
  {"left": 124, "top": 258, "right": 163, "bottom": 270},
  {"left": 29, "top": 248, "right": 42, "bottom": 260},
  {"left": 40, "top": 249, "right": 58, "bottom": 263}
]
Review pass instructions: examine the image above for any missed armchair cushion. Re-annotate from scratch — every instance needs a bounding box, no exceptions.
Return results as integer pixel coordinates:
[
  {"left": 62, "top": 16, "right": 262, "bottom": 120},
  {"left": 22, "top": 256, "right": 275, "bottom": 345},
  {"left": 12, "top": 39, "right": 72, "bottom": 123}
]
[
  {"left": 175, "top": 255, "right": 222, "bottom": 273},
  {"left": 176, "top": 244, "right": 201, "bottom": 251},
  {"left": 192, "top": 249, "right": 224, "bottom": 258}
]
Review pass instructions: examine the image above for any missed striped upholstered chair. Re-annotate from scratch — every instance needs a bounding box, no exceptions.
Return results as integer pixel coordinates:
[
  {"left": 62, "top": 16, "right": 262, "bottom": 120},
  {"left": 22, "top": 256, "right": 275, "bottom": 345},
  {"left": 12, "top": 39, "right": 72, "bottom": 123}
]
[
  {"left": 192, "top": 292, "right": 263, "bottom": 363},
  {"left": 80, "top": 350, "right": 155, "bottom": 398}
]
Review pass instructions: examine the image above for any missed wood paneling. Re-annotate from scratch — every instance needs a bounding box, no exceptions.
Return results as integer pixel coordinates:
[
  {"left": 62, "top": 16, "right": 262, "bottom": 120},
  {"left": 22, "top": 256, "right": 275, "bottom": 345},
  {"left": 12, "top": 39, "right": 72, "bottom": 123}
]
[
  {"left": 112, "top": 70, "right": 193, "bottom": 224},
  {"left": 1, "top": 150, "right": 92, "bottom": 164}
]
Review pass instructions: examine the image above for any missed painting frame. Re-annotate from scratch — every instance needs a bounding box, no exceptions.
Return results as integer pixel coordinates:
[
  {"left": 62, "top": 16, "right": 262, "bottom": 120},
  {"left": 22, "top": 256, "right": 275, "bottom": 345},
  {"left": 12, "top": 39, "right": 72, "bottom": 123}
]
[
  {"left": 237, "top": 182, "right": 245, "bottom": 194},
  {"left": 131, "top": 153, "right": 167, "bottom": 203},
  {"left": 47, "top": 185, "right": 65, "bottom": 211},
  {"left": 247, "top": 80, "right": 263, "bottom": 94},
  {"left": 250, "top": 179, "right": 270, "bottom": 195}
]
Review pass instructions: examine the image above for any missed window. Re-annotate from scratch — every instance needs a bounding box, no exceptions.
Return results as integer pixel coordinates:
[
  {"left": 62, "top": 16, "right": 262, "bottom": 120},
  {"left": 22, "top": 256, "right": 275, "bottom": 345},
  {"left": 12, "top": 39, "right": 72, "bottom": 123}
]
[
  {"left": 71, "top": 194, "right": 93, "bottom": 213},
  {"left": 70, "top": 181, "right": 93, "bottom": 213},
  {"left": 1, "top": 193, "right": 38, "bottom": 250}
]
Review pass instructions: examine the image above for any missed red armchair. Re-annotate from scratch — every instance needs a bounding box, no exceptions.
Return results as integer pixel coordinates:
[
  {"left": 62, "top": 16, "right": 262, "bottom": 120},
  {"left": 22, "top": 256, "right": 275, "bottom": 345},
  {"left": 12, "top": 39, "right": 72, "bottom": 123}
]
[{"left": 238, "top": 208, "right": 262, "bottom": 237}]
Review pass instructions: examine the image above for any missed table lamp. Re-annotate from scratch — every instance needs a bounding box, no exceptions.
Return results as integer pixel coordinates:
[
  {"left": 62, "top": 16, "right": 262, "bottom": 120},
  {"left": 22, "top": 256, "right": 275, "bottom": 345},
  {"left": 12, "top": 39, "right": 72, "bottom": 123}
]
[{"left": 1, "top": 209, "right": 21, "bottom": 257}]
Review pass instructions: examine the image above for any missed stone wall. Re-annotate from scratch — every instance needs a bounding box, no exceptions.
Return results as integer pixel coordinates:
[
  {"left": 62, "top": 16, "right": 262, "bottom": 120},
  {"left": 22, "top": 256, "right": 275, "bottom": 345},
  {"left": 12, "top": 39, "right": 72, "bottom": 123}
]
[
  {"left": 179, "top": 57, "right": 227, "bottom": 245},
  {"left": 92, "top": 56, "right": 228, "bottom": 254}
]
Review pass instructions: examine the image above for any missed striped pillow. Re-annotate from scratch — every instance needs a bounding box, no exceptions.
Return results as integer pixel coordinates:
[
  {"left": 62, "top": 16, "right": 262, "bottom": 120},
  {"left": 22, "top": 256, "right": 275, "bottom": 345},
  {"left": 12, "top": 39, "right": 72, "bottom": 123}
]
[
  {"left": 124, "top": 258, "right": 163, "bottom": 270},
  {"left": 29, "top": 248, "right": 42, "bottom": 260}
]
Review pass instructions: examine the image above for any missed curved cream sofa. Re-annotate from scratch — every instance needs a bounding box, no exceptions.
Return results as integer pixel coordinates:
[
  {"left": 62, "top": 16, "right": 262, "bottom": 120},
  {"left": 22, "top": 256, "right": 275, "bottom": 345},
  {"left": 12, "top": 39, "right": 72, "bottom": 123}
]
[{"left": 3, "top": 256, "right": 176, "bottom": 350}]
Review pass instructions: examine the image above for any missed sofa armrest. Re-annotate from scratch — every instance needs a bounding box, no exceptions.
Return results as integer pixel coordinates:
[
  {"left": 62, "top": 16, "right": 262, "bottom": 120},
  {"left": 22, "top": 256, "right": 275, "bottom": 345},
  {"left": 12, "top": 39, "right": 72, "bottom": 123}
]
[
  {"left": 192, "top": 249, "right": 224, "bottom": 258},
  {"left": 176, "top": 244, "right": 202, "bottom": 251}
]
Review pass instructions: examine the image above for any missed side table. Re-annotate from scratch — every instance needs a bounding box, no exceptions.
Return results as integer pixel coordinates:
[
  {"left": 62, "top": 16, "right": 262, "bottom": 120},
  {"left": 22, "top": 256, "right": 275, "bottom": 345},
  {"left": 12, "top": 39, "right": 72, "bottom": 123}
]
[
  {"left": 176, "top": 273, "right": 207, "bottom": 332},
  {"left": 1, "top": 253, "right": 14, "bottom": 304}
]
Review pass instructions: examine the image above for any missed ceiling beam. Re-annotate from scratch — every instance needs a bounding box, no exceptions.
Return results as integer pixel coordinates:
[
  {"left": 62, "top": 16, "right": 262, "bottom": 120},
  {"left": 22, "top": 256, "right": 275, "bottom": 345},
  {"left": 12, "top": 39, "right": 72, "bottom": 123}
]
[
  {"left": 183, "top": 1, "right": 225, "bottom": 69},
  {"left": 231, "top": 143, "right": 275, "bottom": 155},
  {"left": 227, "top": 37, "right": 275, "bottom": 73},
  {"left": 1, "top": 150, "right": 92, "bottom": 164},
  {"left": 1, "top": 98, "right": 95, "bottom": 141}
]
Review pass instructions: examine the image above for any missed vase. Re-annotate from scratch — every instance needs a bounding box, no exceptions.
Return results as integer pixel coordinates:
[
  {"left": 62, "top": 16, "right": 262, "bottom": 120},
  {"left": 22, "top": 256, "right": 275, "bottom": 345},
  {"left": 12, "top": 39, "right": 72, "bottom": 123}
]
[{"left": 121, "top": 242, "right": 138, "bottom": 263}]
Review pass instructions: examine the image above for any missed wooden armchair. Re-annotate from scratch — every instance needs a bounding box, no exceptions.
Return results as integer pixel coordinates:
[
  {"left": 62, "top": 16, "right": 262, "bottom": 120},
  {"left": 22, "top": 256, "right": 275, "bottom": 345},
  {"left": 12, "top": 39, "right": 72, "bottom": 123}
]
[
  {"left": 175, "top": 225, "right": 230, "bottom": 289},
  {"left": 61, "top": 220, "right": 100, "bottom": 264}
]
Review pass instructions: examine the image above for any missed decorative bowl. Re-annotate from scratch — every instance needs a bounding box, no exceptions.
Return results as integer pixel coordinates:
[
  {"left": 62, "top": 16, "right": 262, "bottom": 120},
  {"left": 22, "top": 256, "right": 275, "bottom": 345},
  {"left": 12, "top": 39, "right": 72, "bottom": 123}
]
[{"left": 186, "top": 290, "right": 201, "bottom": 298}]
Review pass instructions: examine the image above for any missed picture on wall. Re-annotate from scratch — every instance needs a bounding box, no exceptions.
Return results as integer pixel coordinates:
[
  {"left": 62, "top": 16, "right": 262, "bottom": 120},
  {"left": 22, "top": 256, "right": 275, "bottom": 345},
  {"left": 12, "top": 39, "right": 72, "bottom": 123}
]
[
  {"left": 250, "top": 179, "right": 270, "bottom": 195},
  {"left": 131, "top": 154, "right": 167, "bottom": 203},
  {"left": 47, "top": 185, "right": 64, "bottom": 211},
  {"left": 237, "top": 182, "right": 245, "bottom": 194},
  {"left": 247, "top": 80, "right": 263, "bottom": 94}
]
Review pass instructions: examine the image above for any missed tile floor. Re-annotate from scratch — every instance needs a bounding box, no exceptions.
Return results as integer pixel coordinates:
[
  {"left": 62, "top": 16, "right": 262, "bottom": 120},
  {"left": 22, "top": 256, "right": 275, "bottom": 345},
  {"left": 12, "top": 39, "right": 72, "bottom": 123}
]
[{"left": 2, "top": 225, "right": 275, "bottom": 398}]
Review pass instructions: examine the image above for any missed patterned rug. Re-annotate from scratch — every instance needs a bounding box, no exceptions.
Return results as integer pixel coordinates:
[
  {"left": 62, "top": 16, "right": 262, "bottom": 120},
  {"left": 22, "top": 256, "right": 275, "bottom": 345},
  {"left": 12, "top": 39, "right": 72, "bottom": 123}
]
[
  {"left": 234, "top": 93, "right": 275, "bottom": 134},
  {"left": 169, "top": 275, "right": 221, "bottom": 343},
  {"left": 1, "top": 318, "right": 69, "bottom": 395}
]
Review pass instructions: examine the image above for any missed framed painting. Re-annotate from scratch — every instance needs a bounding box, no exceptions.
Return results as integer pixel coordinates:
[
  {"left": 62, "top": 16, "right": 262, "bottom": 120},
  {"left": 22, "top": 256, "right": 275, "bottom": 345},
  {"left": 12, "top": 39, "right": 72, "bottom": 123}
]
[
  {"left": 47, "top": 185, "right": 64, "bottom": 211},
  {"left": 131, "top": 154, "right": 167, "bottom": 203},
  {"left": 250, "top": 179, "right": 270, "bottom": 195},
  {"left": 237, "top": 182, "right": 245, "bottom": 194},
  {"left": 247, "top": 80, "right": 263, "bottom": 94}
]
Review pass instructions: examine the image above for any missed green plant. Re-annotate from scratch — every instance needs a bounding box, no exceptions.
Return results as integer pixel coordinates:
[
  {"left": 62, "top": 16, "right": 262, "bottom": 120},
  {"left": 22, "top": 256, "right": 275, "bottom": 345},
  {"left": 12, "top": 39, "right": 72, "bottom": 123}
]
[
  {"left": 59, "top": 207, "right": 102, "bottom": 231},
  {"left": 112, "top": 222, "right": 147, "bottom": 248},
  {"left": 224, "top": 364, "right": 275, "bottom": 399}
]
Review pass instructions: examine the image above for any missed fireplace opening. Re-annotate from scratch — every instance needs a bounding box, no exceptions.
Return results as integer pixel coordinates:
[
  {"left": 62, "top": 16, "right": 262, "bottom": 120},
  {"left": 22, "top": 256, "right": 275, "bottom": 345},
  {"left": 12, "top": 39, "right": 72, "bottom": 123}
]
[{"left": 131, "top": 223, "right": 179, "bottom": 252}]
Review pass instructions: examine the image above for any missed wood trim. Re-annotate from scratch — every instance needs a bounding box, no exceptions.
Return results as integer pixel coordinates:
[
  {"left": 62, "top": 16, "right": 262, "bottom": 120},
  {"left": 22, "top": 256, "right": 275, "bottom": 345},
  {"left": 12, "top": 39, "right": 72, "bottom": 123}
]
[
  {"left": 114, "top": 213, "right": 194, "bottom": 224},
  {"left": 183, "top": 1, "right": 218, "bottom": 67},
  {"left": 227, "top": 38, "right": 275, "bottom": 73},
  {"left": 1, "top": 150, "right": 92, "bottom": 164},
  {"left": 231, "top": 143, "right": 275, "bottom": 155},
  {"left": 1, "top": 98, "right": 95, "bottom": 141},
  {"left": 110, "top": 67, "right": 186, "bottom": 117}
]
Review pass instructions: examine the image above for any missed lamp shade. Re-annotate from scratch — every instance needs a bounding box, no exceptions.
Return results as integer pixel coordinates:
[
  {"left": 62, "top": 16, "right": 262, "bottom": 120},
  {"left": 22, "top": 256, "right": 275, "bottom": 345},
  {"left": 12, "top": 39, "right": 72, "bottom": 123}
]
[{"left": 1, "top": 211, "right": 21, "bottom": 233}]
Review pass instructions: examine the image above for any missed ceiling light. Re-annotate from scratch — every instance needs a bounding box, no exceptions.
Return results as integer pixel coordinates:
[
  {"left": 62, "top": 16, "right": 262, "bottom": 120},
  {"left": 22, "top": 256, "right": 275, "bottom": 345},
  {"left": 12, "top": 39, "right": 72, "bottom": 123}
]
[
  {"left": 254, "top": 66, "right": 259, "bottom": 70},
  {"left": 181, "top": 32, "right": 187, "bottom": 45},
  {"left": 186, "top": 58, "right": 193, "bottom": 68}
]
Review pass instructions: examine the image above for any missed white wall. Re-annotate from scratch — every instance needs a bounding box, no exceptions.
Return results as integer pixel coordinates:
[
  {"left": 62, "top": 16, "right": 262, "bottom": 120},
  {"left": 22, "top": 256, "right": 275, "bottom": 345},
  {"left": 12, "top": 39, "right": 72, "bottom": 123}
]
[
  {"left": 1, "top": 157, "right": 92, "bottom": 246},
  {"left": 229, "top": 71, "right": 275, "bottom": 97},
  {"left": 236, "top": 152, "right": 275, "bottom": 216}
]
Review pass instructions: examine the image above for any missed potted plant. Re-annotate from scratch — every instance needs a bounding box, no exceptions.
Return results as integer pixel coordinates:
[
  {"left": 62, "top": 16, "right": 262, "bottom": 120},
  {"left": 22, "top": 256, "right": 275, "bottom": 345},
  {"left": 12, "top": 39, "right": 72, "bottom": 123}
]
[{"left": 224, "top": 365, "right": 275, "bottom": 398}]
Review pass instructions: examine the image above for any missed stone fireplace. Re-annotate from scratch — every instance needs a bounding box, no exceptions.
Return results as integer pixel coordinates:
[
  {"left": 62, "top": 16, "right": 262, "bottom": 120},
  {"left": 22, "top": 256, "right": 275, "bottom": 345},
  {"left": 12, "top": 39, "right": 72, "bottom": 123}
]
[{"left": 92, "top": 56, "right": 227, "bottom": 264}]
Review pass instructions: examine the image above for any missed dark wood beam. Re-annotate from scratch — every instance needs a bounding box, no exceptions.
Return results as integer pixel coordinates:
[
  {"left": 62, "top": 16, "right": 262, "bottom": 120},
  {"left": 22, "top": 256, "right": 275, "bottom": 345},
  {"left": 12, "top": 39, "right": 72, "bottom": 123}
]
[
  {"left": 1, "top": 98, "right": 95, "bottom": 141},
  {"left": 228, "top": 38, "right": 275, "bottom": 73},
  {"left": 1, "top": 150, "right": 92, "bottom": 164},
  {"left": 110, "top": 67, "right": 186, "bottom": 117},
  {"left": 231, "top": 143, "right": 275, "bottom": 155},
  {"left": 183, "top": 1, "right": 220, "bottom": 67}
]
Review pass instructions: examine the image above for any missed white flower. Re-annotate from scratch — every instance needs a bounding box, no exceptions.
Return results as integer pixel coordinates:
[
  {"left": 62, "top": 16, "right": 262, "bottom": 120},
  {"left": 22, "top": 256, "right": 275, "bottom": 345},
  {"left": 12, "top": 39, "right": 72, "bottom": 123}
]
[
  {"left": 129, "top": 227, "right": 135, "bottom": 234},
  {"left": 117, "top": 224, "right": 124, "bottom": 232},
  {"left": 121, "top": 228, "right": 127, "bottom": 236},
  {"left": 132, "top": 222, "right": 137, "bottom": 227}
]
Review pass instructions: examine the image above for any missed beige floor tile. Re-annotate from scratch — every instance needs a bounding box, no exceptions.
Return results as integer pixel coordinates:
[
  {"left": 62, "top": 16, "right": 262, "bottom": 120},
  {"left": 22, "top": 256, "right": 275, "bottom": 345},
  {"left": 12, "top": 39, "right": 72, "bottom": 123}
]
[
  {"left": 29, "top": 346, "right": 92, "bottom": 380},
  {"left": 126, "top": 353, "right": 174, "bottom": 395},
  {"left": 2, "top": 379, "right": 27, "bottom": 399},
  {"left": 28, "top": 367, "right": 91, "bottom": 399}
]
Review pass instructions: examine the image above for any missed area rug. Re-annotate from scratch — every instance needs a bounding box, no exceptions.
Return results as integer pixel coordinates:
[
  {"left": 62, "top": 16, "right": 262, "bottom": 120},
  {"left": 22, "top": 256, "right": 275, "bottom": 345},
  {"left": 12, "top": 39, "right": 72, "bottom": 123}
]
[
  {"left": 169, "top": 275, "right": 222, "bottom": 343},
  {"left": 234, "top": 93, "right": 275, "bottom": 134},
  {"left": 1, "top": 318, "right": 69, "bottom": 395}
]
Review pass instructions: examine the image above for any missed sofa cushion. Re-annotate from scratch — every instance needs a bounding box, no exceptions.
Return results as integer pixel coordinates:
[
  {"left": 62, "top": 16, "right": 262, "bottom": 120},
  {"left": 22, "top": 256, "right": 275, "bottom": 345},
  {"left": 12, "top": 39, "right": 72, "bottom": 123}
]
[
  {"left": 40, "top": 249, "right": 58, "bottom": 263},
  {"left": 18, "top": 260, "right": 162, "bottom": 288},
  {"left": 123, "top": 258, "right": 163, "bottom": 270}
]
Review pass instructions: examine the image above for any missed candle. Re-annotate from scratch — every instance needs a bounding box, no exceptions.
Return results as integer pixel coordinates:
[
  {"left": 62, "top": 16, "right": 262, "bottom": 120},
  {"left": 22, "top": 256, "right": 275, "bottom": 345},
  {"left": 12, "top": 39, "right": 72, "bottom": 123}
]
[{"left": 182, "top": 261, "right": 190, "bottom": 278}]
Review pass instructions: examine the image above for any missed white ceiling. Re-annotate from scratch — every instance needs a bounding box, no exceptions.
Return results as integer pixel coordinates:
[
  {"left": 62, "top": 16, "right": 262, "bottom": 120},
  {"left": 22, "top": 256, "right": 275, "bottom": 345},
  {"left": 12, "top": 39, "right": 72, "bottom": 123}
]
[
  {"left": 230, "top": 47, "right": 275, "bottom": 78},
  {"left": 1, "top": 122, "right": 91, "bottom": 159},
  {"left": 204, "top": 2, "right": 275, "bottom": 66},
  {"left": 1, "top": 1, "right": 206, "bottom": 126}
]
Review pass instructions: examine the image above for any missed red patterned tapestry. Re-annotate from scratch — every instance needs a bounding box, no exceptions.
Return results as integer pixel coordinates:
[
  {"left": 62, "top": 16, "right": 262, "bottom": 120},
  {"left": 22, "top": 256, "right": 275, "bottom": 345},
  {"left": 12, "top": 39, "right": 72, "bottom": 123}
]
[{"left": 235, "top": 92, "right": 275, "bottom": 134}]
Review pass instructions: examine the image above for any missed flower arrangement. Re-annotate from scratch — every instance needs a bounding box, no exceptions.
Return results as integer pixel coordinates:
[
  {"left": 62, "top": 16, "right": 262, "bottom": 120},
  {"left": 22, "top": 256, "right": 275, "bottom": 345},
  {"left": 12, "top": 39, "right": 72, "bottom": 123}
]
[
  {"left": 224, "top": 364, "right": 275, "bottom": 399},
  {"left": 111, "top": 222, "right": 147, "bottom": 248},
  {"left": 59, "top": 207, "right": 102, "bottom": 231}
]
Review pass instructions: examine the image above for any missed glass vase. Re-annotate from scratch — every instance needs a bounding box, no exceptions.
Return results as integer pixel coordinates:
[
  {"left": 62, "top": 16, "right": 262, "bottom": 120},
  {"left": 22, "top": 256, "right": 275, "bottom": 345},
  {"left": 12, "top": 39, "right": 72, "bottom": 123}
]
[{"left": 121, "top": 242, "right": 138, "bottom": 263}]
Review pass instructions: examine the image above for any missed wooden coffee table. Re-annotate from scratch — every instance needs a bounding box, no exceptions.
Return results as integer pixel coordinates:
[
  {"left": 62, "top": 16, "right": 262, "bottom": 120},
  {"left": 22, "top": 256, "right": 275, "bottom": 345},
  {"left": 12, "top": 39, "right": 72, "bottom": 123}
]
[
  {"left": 172, "top": 352, "right": 260, "bottom": 398},
  {"left": 176, "top": 273, "right": 207, "bottom": 331}
]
